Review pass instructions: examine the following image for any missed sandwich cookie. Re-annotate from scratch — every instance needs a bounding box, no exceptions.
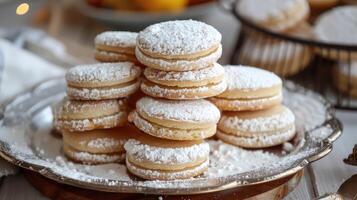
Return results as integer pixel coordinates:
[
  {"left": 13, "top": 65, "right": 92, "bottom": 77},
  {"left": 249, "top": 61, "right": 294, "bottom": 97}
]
[
  {"left": 210, "top": 66, "right": 282, "bottom": 111},
  {"left": 240, "top": 36, "right": 312, "bottom": 77},
  {"left": 141, "top": 63, "right": 227, "bottom": 99},
  {"left": 314, "top": 6, "right": 357, "bottom": 60},
  {"left": 124, "top": 131, "right": 209, "bottom": 180},
  {"left": 334, "top": 62, "right": 357, "bottom": 97},
  {"left": 129, "top": 97, "right": 220, "bottom": 140},
  {"left": 237, "top": 0, "right": 310, "bottom": 32},
  {"left": 66, "top": 62, "right": 141, "bottom": 100},
  {"left": 54, "top": 98, "right": 127, "bottom": 132},
  {"left": 62, "top": 125, "right": 140, "bottom": 164},
  {"left": 94, "top": 31, "right": 138, "bottom": 63},
  {"left": 217, "top": 105, "right": 296, "bottom": 148},
  {"left": 136, "top": 20, "right": 222, "bottom": 71}
]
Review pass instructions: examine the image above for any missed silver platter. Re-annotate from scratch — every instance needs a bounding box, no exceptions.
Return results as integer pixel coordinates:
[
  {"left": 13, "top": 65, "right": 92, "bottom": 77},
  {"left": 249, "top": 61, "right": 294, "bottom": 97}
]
[{"left": 0, "top": 78, "right": 342, "bottom": 195}]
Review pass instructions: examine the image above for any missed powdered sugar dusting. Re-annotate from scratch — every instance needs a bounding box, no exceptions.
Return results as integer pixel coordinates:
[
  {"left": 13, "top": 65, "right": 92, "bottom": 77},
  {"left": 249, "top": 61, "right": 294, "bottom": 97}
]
[
  {"left": 131, "top": 112, "right": 213, "bottom": 139},
  {"left": 216, "top": 128, "right": 296, "bottom": 147},
  {"left": 95, "top": 31, "right": 137, "bottom": 48},
  {"left": 137, "top": 97, "right": 220, "bottom": 123},
  {"left": 219, "top": 106, "right": 295, "bottom": 133},
  {"left": 124, "top": 139, "right": 209, "bottom": 165},
  {"left": 58, "top": 98, "right": 120, "bottom": 116},
  {"left": 137, "top": 20, "right": 221, "bottom": 55},
  {"left": 206, "top": 140, "right": 279, "bottom": 177},
  {"left": 66, "top": 148, "right": 125, "bottom": 164},
  {"left": 87, "top": 138, "right": 126, "bottom": 150},
  {"left": 0, "top": 78, "right": 338, "bottom": 192},
  {"left": 315, "top": 6, "right": 357, "bottom": 45},
  {"left": 135, "top": 45, "right": 222, "bottom": 71},
  {"left": 65, "top": 62, "right": 140, "bottom": 84},
  {"left": 55, "top": 112, "right": 126, "bottom": 132},
  {"left": 127, "top": 158, "right": 209, "bottom": 180},
  {"left": 144, "top": 63, "right": 224, "bottom": 82},
  {"left": 223, "top": 65, "right": 282, "bottom": 91},
  {"left": 67, "top": 81, "right": 140, "bottom": 100},
  {"left": 237, "top": 0, "right": 309, "bottom": 31},
  {"left": 141, "top": 79, "right": 227, "bottom": 99}
]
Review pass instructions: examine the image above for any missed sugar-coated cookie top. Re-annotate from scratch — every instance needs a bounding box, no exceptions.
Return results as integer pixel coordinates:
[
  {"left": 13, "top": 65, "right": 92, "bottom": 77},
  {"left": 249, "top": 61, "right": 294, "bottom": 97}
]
[
  {"left": 124, "top": 139, "right": 209, "bottom": 165},
  {"left": 219, "top": 105, "right": 295, "bottom": 132},
  {"left": 223, "top": 65, "right": 282, "bottom": 91},
  {"left": 95, "top": 31, "right": 137, "bottom": 47},
  {"left": 137, "top": 20, "right": 221, "bottom": 56},
  {"left": 136, "top": 97, "right": 220, "bottom": 123},
  {"left": 66, "top": 62, "right": 141, "bottom": 86},
  {"left": 315, "top": 6, "right": 357, "bottom": 45},
  {"left": 237, "top": 0, "right": 308, "bottom": 22}
]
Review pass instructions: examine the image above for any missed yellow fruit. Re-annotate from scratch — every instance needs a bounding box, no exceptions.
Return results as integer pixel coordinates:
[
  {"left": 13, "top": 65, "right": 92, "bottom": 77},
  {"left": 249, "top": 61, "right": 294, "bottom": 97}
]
[{"left": 133, "top": 0, "right": 188, "bottom": 12}]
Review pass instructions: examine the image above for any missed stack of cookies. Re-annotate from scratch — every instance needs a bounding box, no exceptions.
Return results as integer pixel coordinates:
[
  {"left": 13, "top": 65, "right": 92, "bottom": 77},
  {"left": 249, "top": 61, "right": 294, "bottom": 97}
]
[
  {"left": 54, "top": 62, "right": 141, "bottom": 164},
  {"left": 211, "top": 65, "right": 296, "bottom": 148},
  {"left": 124, "top": 20, "right": 226, "bottom": 180},
  {"left": 94, "top": 31, "right": 139, "bottom": 64}
]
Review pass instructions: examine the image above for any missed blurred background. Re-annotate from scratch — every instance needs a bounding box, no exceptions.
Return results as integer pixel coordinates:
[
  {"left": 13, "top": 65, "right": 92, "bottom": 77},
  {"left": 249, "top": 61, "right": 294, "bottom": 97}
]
[{"left": 0, "top": 0, "right": 238, "bottom": 65}]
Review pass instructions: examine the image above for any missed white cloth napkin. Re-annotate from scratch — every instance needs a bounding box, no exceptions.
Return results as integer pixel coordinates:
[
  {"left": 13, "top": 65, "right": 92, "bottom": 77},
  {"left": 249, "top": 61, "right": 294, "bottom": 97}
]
[{"left": 0, "top": 38, "right": 65, "bottom": 176}]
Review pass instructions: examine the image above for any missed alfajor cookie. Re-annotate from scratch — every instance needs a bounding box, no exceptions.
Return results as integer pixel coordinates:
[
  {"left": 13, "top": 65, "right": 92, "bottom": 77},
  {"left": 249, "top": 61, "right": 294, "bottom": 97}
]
[
  {"left": 62, "top": 125, "right": 140, "bottom": 164},
  {"left": 237, "top": 0, "right": 310, "bottom": 32},
  {"left": 141, "top": 63, "right": 227, "bottom": 99},
  {"left": 65, "top": 62, "right": 141, "bottom": 100},
  {"left": 217, "top": 105, "right": 296, "bottom": 148},
  {"left": 129, "top": 97, "right": 220, "bottom": 140},
  {"left": 314, "top": 6, "right": 357, "bottom": 60},
  {"left": 210, "top": 66, "right": 283, "bottom": 111},
  {"left": 94, "top": 31, "right": 138, "bottom": 63},
  {"left": 240, "top": 37, "right": 312, "bottom": 77},
  {"left": 334, "top": 62, "right": 357, "bottom": 97},
  {"left": 54, "top": 98, "right": 128, "bottom": 132},
  {"left": 136, "top": 20, "right": 222, "bottom": 71},
  {"left": 63, "top": 144, "right": 125, "bottom": 165},
  {"left": 124, "top": 131, "right": 209, "bottom": 180}
]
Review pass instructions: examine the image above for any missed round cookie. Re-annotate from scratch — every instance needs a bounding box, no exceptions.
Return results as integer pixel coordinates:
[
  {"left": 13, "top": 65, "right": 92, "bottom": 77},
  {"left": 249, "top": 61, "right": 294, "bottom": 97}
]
[
  {"left": 141, "top": 77, "right": 227, "bottom": 100},
  {"left": 62, "top": 125, "right": 141, "bottom": 164},
  {"left": 62, "top": 126, "right": 139, "bottom": 154},
  {"left": 129, "top": 97, "right": 220, "bottom": 140},
  {"left": 63, "top": 144, "right": 125, "bottom": 165},
  {"left": 210, "top": 66, "right": 282, "bottom": 111},
  {"left": 136, "top": 20, "right": 222, "bottom": 71},
  {"left": 240, "top": 36, "right": 312, "bottom": 77},
  {"left": 333, "top": 62, "right": 357, "bottom": 97},
  {"left": 54, "top": 98, "right": 128, "bottom": 132},
  {"left": 124, "top": 131, "right": 209, "bottom": 180},
  {"left": 94, "top": 31, "right": 139, "bottom": 63},
  {"left": 95, "top": 50, "right": 138, "bottom": 63},
  {"left": 314, "top": 6, "right": 357, "bottom": 60},
  {"left": 217, "top": 105, "right": 296, "bottom": 148},
  {"left": 237, "top": 0, "right": 310, "bottom": 32},
  {"left": 65, "top": 62, "right": 141, "bottom": 100},
  {"left": 143, "top": 63, "right": 225, "bottom": 87}
]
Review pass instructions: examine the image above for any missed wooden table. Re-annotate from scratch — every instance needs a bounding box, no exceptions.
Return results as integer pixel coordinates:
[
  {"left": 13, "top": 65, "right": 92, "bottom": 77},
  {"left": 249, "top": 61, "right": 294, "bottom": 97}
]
[{"left": 0, "top": 3, "right": 356, "bottom": 199}]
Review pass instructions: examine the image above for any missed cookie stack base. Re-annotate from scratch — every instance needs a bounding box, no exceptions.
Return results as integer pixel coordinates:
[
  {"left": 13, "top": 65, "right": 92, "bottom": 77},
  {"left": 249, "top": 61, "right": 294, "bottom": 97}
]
[{"left": 126, "top": 158, "right": 209, "bottom": 180}]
